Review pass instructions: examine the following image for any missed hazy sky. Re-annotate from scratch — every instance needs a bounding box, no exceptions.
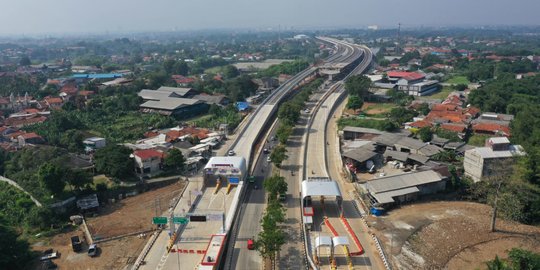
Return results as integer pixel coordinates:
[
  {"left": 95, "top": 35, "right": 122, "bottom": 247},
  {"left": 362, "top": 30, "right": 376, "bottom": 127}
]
[{"left": 0, "top": 0, "right": 538, "bottom": 35}]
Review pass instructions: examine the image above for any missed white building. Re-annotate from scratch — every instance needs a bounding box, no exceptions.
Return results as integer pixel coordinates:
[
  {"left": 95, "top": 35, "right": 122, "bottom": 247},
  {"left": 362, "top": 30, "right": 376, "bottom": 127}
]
[
  {"left": 204, "top": 157, "right": 247, "bottom": 185},
  {"left": 463, "top": 137, "right": 525, "bottom": 182},
  {"left": 83, "top": 137, "right": 106, "bottom": 153}
]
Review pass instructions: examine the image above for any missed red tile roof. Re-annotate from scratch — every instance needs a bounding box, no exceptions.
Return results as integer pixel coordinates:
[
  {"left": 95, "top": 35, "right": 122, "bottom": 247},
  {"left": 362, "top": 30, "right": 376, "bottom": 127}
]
[
  {"left": 78, "top": 90, "right": 95, "bottom": 96},
  {"left": 387, "top": 71, "right": 425, "bottom": 81},
  {"left": 19, "top": 132, "right": 42, "bottom": 140},
  {"left": 134, "top": 149, "right": 165, "bottom": 160},
  {"left": 472, "top": 123, "right": 511, "bottom": 136},
  {"left": 440, "top": 123, "right": 468, "bottom": 133},
  {"left": 410, "top": 120, "right": 432, "bottom": 128},
  {"left": 45, "top": 97, "right": 63, "bottom": 104},
  {"left": 4, "top": 116, "right": 47, "bottom": 127}
]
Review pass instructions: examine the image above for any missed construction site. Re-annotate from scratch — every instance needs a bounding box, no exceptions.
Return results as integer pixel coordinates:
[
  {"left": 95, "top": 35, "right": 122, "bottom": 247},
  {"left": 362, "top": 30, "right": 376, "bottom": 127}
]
[
  {"left": 31, "top": 181, "right": 186, "bottom": 270},
  {"left": 369, "top": 201, "right": 540, "bottom": 270}
]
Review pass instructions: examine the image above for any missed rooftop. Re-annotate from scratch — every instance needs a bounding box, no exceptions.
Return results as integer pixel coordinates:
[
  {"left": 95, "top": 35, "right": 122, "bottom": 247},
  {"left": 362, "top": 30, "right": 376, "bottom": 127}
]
[
  {"left": 301, "top": 178, "right": 342, "bottom": 199},
  {"left": 467, "top": 145, "right": 525, "bottom": 159},
  {"left": 140, "top": 98, "right": 202, "bottom": 111},
  {"left": 365, "top": 170, "right": 446, "bottom": 203}
]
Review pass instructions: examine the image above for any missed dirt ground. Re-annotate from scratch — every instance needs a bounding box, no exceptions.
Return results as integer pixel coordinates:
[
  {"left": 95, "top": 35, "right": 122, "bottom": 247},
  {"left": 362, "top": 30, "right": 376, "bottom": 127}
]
[
  {"left": 87, "top": 181, "right": 185, "bottom": 239},
  {"left": 32, "top": 181, "right": 186, "bottom": 270},
  {"left": 368, "top": 201, "right": 540, "bottom": 270}
]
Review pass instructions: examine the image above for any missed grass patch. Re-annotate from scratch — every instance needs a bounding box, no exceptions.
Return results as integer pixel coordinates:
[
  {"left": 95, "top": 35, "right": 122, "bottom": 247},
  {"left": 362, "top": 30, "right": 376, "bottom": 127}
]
[
  {"left": 205, "top": 66, "right": 226, "bottom": 74},
  {"left": 417, "top": 86, "right": 453, "bottom": 100},
  {"left": 362, "top": 102, "right": 397, "bottom": 112},
  {"left": 93, "top": 175, "right": 114, "bottom": 188},
  {"left": 468, "top": 133, "right": 491, "bottom": 146},
  {"left": 337, "top": 117, "right": 397, "bottom": 131},
  {"left": 446, "top": 75, "right": 470, "bottom": 85}
]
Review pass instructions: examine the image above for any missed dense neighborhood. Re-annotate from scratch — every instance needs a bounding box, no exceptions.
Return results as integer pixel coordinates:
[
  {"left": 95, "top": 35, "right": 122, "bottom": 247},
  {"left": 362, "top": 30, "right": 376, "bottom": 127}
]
[{"left": 0, "top": 24, "right": 539, "bottom": 270}]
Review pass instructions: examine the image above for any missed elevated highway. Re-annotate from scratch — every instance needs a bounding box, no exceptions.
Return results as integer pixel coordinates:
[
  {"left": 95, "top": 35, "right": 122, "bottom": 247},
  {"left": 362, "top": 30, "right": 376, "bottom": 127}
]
[
  {"left": 134, "top": 36, "right": 364, "bottom": 270},
  {"left": 224, "top": 37, "right": 365, "bottom": 270},
  {"left": 302, "top": 38, "right": 385, "bottom": 270}
]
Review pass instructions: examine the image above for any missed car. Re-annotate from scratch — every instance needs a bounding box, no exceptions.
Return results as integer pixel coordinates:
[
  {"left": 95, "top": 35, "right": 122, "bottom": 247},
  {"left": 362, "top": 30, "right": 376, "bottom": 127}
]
[
  {"left": 228, "top": 150, "right": 235, "bottom": 156},
  {"left": 88, "top": 244, "right": 98, "bottom": 257},
  {"left": 304, "top": 108, "right": 310, "bottom": 113},
  {"left": 263, "top": 148, "right": 269, "bottom": 154},
  {"left": 247, "top": 238, "right": 255, "bottom": 250},
  {"left": 267, "top": 156, "right": 271, "bottom": 162}
]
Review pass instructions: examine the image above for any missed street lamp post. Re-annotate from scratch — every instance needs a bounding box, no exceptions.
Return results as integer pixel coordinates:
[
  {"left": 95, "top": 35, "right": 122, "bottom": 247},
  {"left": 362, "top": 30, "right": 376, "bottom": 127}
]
[{"left": 218, "top": 190, "right": 227, "bottom": 233}]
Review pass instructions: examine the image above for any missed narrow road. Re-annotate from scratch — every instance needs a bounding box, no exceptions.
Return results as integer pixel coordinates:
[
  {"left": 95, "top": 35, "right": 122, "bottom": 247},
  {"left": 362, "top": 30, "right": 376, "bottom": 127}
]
[{"left": 0, "top": 176, "right": 42, "bottom": 207}]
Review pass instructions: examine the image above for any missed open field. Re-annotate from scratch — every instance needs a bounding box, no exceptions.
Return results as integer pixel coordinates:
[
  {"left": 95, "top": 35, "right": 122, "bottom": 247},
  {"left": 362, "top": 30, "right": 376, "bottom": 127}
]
[
  {"left": 368, "top": 201, "right": 540, "bottom": 270},
  {"left": 446, "top": 75, "right": 471, "bottom": 85},
  {"left": 32, "top": 182, "right": 186, "bottom": 270}
]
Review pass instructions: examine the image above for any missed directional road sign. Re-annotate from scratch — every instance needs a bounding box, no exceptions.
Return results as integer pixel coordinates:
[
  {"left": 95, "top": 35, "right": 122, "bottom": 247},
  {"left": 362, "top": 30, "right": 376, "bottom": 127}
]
[
  {"left": 173, "top": 217, "right": 189, "bottom": 224},
  {"left": 152, "top": 217, "right": 168, "bottom": 225}
]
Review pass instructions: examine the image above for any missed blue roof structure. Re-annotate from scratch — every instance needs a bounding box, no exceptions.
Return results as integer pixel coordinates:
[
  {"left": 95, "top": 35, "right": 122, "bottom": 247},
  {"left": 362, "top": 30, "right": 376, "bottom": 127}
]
[
  {"left": 236, "top": 102, "right": 249, "bottom": 111},
  {"left": 72, "top": 73, "right": 123, "bottom": 79}
]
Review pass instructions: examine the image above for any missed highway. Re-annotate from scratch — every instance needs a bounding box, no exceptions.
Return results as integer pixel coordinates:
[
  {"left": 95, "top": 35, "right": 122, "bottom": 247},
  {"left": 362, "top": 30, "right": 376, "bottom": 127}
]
[
  {"left": 225, "top": 37, "right": 363, "bottom": 270},
  {"left": 302, "top": 38, "right": 384, "bottom": 270},
  {"left": 134, "top": 36, "right": 365, "bottom": 270}
]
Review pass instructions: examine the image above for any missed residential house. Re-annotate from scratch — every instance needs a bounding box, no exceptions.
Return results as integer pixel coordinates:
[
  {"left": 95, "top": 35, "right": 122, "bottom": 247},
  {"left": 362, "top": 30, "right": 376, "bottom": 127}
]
[
  {"left": 17, "top": 132, "right": 44, "bottom": 146},
  {"left": 133, "top": 149, "right": 166, "bottom": 176},
  {"left": 463, "top": 137, "right": 525, "bottom": 182}
]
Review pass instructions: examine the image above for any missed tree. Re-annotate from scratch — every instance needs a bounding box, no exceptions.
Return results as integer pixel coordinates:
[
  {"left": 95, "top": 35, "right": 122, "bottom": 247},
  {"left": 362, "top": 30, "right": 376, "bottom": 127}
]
[
  {"left": 417, "top": 103, "right": 431, "bottom": 116},
  {"left": 346, "top": 95, "right": 363, "bottom": 111},
  {"left": 64, "top": 169, "right": 92, "bottom": 191},
  {"left": 255, "top": 200, "right": 286, "bottom": 270},
  {"left": 19, "top": 55, "right": 31, "bottom": 66},
  {"left": 345, "top": 75, "right": 371, "bottom": 97},
  {"left": 163, "top": 148, "right": 185, "bottom": 173},
  {"left": 37, "top": 163, "right": 65, "bottom": 197},
  {"left": 94, "top": 145, "right": 134, "bottom": 179},
  {"left": 276, "top": 124, "right": 293, "bottom": 145},
  {"left": 263, "top": 175, "right": 288, "bottom": 200},
  {"left": 486, "top": 255, "right": 511, "bottom": 270},
  {"left": 418, "top": 127, "right": 433, "bottom": 142},
  {"left": 0, "top": 215, "right": 33, "bottom": 269},
  {"left": 223, "top": 65, "right": 240, "bottom": 79},
  {"left": 421, "top": 54, "right": 443, "bottom": 68},
  {"left": 270, "top": 145, "right": 288, "bottom": 168}
]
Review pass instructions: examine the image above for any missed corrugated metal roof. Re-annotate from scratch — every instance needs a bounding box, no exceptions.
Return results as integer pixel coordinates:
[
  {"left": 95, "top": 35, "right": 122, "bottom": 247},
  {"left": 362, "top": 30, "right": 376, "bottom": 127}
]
[
  {"left": 395, "top": 137, "right": 426, "bottom": 150},
  {"left": 374, "top": 133, "right": 405, "bottom": 147},
  {"left": 343, "top": 148, "right": 378, "bottom": 163},
  {"left": 383, "top": 150, "right": 409, "bottom": 162},
  {"left": 343, "top": 126, "right": 384, "bottom": 135},
  {"left": 140, "top": 98, "right": 201, "bottom": 110},
  {"left": 467, "top": 145, "right": 525, "bottom": 159},
  {"left": 366, "top": 170, "right": 445, "bottom": 194},
  {"left": 372, "top": 186, "right": 420, "bottom": 204}
]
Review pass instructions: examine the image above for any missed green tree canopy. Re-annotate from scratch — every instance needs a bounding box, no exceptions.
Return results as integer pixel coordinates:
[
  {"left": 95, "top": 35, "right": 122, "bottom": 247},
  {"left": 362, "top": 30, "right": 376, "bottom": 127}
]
[
  {"left": 94, "top": 145, "right": 134, "bottom": 179},
  {"left": 345, "top": 75, "right": 371, "bottom": 97},
  {"left": 347, "top": 95, "right": 363, "bottom": 111},
  {"left": 163, "top": 148, "right": 186, "bottom": 173},
  {"left": 269, "top": 145, "right": 288, "bottom": 168},
  {"left": 37, "top": 163, "right": 65, "bottom": 197},
  {"left": 0, "top": 215, "right": 33, "bottom": 269}
]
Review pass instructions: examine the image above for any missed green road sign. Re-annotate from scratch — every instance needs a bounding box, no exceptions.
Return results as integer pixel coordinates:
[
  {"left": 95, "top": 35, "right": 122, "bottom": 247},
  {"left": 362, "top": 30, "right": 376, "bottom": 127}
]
[
  {"left": 173, "top": 217, "right": 188, "bottom": 224},
  {"left": 152, "top": 217, "right": 168, "bottom": 225}
]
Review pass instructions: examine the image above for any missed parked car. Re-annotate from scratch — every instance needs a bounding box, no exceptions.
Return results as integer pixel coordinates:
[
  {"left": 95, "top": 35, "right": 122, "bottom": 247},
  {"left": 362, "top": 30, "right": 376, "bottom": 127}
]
[
  {"left": 267, "top": 156, "right": 271, "bottom": 162},
  {"left": 228, "top": 150, "right": 235, "bottom": 156},
  {"left": 88, "top": 244, "right": 98, "bottom": 257},
  {"left": 247, "top": 238, "right": 254, "bottom": 250},
  {"left": 40, "top": 249, "right": 59, "bottom": 261},
  {"left": 263, "top": 148, "right": 269, "bottom": 154},
  {"left": 70, "top": 236, "right": 82, "bottom": 252}
]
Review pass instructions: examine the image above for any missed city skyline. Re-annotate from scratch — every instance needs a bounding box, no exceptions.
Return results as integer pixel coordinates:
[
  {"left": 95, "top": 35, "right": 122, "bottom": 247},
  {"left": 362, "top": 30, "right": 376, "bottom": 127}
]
[{"left": 0, "top": 0, "right": 538, "bottom": 35}]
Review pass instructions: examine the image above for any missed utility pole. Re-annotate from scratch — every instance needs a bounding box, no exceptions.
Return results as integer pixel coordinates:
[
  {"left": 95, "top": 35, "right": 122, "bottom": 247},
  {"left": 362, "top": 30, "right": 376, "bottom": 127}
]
[{"left": 397, "top": 23, "right": 402, "bottom": 55}]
